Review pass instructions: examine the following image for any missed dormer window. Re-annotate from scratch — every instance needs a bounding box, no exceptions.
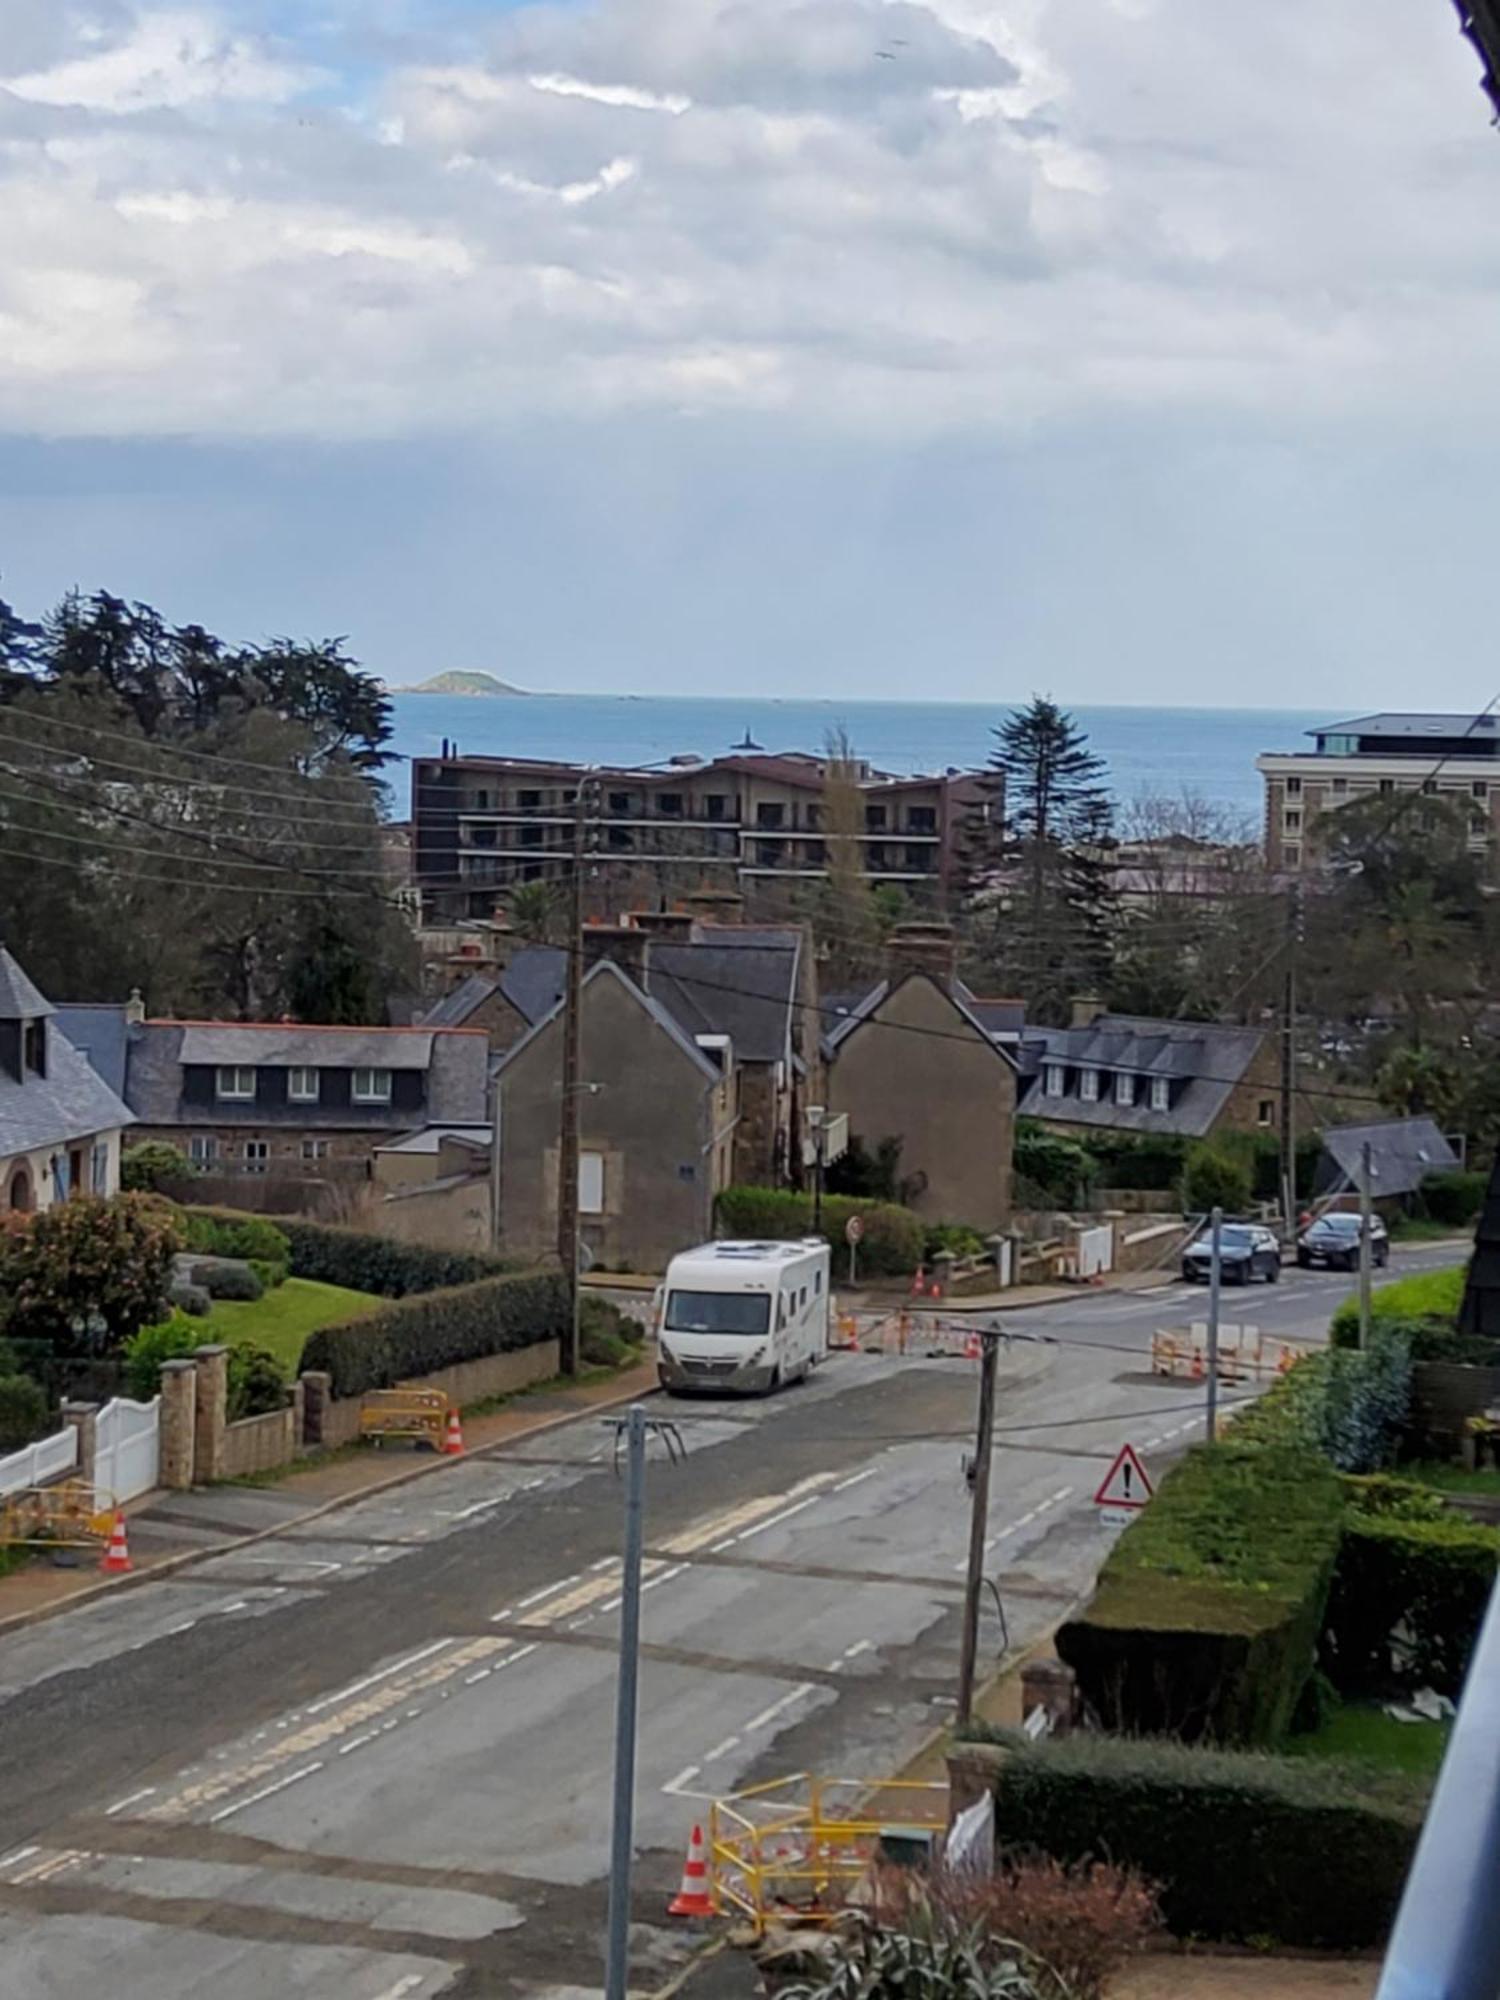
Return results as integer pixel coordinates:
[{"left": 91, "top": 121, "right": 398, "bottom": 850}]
[
  {"left": 1150, "top": 1076, "right": 1170, "bottom": 1112},
  {"left": 1115, "top": 1072, "right": 1136, "bottom": 1108},
  {"left": 1079, "top": 1068, "right": 1100, "bottom": 1103},
  {"left": 1043, "top": 1062, "right": 1065, "bottom": 1097},
  {"left": 23, "top": 1020, "right": 45, "bottom": 1077},
  {"left": 216, "top": 1066, "right": 256, "bottom": 1101}
]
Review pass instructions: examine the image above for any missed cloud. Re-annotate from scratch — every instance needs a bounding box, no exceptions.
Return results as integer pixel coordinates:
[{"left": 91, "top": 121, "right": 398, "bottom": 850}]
[{"left": 0, "top": 0, "right": 1497, "bottom": 445}]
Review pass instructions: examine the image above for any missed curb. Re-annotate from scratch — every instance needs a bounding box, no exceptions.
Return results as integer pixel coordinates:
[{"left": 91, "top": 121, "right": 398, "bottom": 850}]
[{"left": 0, "top": 1374, "right": 660, "bottom": 1644}]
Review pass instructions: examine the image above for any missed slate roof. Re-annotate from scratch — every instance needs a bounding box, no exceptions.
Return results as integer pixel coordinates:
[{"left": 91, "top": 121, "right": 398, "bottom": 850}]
[
  {"left": 1322, "top": 1118, "right": 1459, "bottom": 1198},
  {"left": 820, "top": 972, "right": 1018, "bottom": 1068},
  {"left": 421, "top": 974, "right": 499, "bottom": 1028},
  {"left": 958, "top": 995, "right": 1025, "bottom": 1041},
  {"left": 1310, "top": 712, "right": 1500, "bottom": 741},
  {"left": 647, "top": 939, "right": 798, "bottom": 1065},
  {"left": 499, "top": 948, "right": 567, "bottom": 1026},
  {"left": 1017, "top": 1013, "right": 1267, "bottom": 1139},
  {"left": 495, "top": 958, "right": 720, "bottom": 1083},
  {"left": 0, "top": 955, "right": 134, "bottom": 1158},
  {"left": 54, "top": 1003, "right": 130, "bottom": 1099},
  {"left": 177, "top": 1024, "right": 438, "bottom": 1069},
  {"left": 374, "top": 1124, "right": 491, "bottom": 1156}
]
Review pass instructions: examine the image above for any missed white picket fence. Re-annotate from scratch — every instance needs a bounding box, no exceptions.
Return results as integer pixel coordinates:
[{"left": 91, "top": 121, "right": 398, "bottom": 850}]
[
  {"left": 0, "top": 1425, "right": 79, "bottom": 1499},
  {"left": 95, "top": 1396, "right": 161, "bottom": 1505}
]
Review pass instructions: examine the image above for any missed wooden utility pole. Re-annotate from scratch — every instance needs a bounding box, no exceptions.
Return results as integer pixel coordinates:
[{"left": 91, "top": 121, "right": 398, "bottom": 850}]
[
  {"left": 956, "top": 1329, "right": 999, "bottom": 1727},
  {"left": 1279, "top": 884, "right": 1301, "bottom": 1239},
  {"left": 557, "top": 780, "right": 591, "bottom": 1376}
]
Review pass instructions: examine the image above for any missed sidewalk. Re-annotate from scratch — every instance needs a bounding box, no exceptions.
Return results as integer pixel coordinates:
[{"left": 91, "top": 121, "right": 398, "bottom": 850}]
[
  {"left": 589, "top": 1268, "right": 1180, "bottom": 1315},
  {"left": 0, "top": 1353, "right": 660, "bottom": 1639}
]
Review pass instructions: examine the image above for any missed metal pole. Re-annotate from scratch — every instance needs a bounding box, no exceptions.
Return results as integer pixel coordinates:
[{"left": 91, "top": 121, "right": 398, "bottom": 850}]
[
  {"left": 956, "top": 1330, "right": 999, "bottom": 1726},
  {"left": 558, "top": 782, "right": 588, "bottom": 1375},
  {"left": 1206, "top": 1206, "right": 1222, "bottom": 1445},
  {"left": 1359, "top": 1139, "right": 1374, "bottom": 1352},
  {"left": 605, "top": 1404, "right": 647, "bottom": 2000}
]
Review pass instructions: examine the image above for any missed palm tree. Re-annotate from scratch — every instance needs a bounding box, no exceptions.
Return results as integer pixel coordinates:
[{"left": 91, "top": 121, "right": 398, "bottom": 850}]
[{"left": 507, "top": 880, "right": 564, "bottom": 944}]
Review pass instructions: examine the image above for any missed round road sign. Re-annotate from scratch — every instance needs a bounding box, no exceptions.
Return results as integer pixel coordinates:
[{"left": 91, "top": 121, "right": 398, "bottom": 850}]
[{"left": 845, "top": 1215, "right": 865, "bottom": 1245}]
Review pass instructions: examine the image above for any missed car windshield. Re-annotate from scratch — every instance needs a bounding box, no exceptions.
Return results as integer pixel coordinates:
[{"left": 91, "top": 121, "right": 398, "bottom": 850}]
[
  {"left": 1196, "top": 1226, "right": 1254, "bottom": 1250},
  {"left": 664, "top": 1289, "right": 770, "bottom": 1338},
  {"left": 1313, "top": 1215, "right": 1360, "bottom": 1234}
]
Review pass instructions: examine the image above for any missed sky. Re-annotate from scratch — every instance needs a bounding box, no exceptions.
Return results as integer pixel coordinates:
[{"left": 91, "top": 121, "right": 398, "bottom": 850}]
[{"left": 1, "top": 0, "right": 1499, "bottom": 706}]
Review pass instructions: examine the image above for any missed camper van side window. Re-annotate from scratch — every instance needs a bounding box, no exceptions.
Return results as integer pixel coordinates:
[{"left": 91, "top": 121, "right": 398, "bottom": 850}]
[
  {"left": 778, "top": 1295, "right": 787, "bottom": 1330},
  {"left": 815, "top": 1271, "right": 823, "bottom": 1294}
]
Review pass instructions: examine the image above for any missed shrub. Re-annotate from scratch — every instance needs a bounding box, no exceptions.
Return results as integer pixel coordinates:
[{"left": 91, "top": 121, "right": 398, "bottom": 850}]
[
  {"left": 121, "top": 1141, "right": 198, "bottom": 1194},
  {"left": 269, "top": 1214, "right": 512, "bottom": 1297},
  {"left": 961, "top": 1732, "right": 1423, "bottom": 1949},
  {"left": 122, "top": 1313, "right": 204, "bottom": 1399},
  {"left": 714, "top": 1186, "right": 922, "bottom": 1276},
  {"left": 301, "top": 1271, "right": 567, "bottom": 1399},
  {"left": 924, "top": 1223, "right": 988, "bottom": 1261},
  {"left": 1181, "top": 1144, "right": 1252, "bottom": 1217},
  {"left": 1419, "top": 1169, "right": 1486, "bottom": 1228},
  {"left": 1323, "top": 1476, "right": 1499, "bottom": 1697},
  {"left": 1014, "top": 1122, "right": 1096, "bottom": 1207},
  {"left": 177, "top": 1208, "right": 291, "bottom": 1268},
  {"left": 168, "top": 1282, "right": 211, "bottom": 1318},
  {"left": 1232, "top": 1330, "right": 1411, "bottom": 1473},
  {"left": 1056, "top": 1444, "right": 1344, "bottom": 1746},
  {"left": 580, "top": 1295, "right": 644, "bottom": 1369},
  {"left": 228, "top": 1344, "right": 288, "bottom": 1419},
  {"left": 1330, "top": 1265, "right": 1465, "bottom": 1350},
  {"left": 248, "top": 1257, "right": 288, "bottom": 1290},
  {"left": 0, "top": 1194, "right": 183, "bottom": 1354},
  {"left": 189, "top": 1259, "right": 265, "bottom": 1302},
  {"left": 1085, "top": 1132, "right": 1187, "bottom": 1193},
  {"left": 0, "top": 1373, "right": 49, "bottom": 1450},
  {"left": 780, "top": 1907, "right": 1065, "bottom": 2000}
]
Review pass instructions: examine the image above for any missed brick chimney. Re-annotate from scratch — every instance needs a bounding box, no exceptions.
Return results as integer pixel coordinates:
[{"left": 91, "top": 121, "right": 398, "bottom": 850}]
[
  {"left": 581, "top": 922, "right": 647, "bottom": 987},
  {"left": 1070, "top": 994, "right": 1106, "bottom": 1030},
  {"left": 631, "top": 909, "right": 695, "bottom": 942},
  {"left": 125, "top": 987, "right": 146, "bottom": 1026},
  {"left": 887, "top": 921, "right": 958, "bottom": 985},
  {"left": 684, "top": 886, "right": 746, "bottom": 925}
]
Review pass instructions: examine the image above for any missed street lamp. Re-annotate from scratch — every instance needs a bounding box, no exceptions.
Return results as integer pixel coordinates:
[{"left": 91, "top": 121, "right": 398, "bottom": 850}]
[{"left": 807, "top": 1103, "right": 827, "bottom": 1233}]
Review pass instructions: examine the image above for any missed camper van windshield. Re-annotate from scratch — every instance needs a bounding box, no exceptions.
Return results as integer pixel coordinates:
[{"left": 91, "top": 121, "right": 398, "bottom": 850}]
[{"left": 665, "top": 1290, "right": 771, "bottom": 1338}]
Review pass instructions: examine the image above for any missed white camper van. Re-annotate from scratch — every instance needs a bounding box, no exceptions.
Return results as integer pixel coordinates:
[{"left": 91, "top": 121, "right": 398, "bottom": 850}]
[{"left": 656, "top": 1238, "right": 832, "bottom": 1395}]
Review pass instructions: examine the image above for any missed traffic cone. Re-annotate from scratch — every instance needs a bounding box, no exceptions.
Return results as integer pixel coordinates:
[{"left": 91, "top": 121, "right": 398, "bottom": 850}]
[
  {"left": 669, "top": 1823, "right": 713, "bottom": 1917},
  {"left": 443, "top": 1406, "right": 465, "bottom": 1456},
  {"left": 910, "top": 1266, "right": 927, "bottom": 1298},
  {"left": 100, "top": 1509, "right": 132, "bottom": 1574},
  {"left": 964, "top": 1329, "right": 982, "bottom": 1361}
]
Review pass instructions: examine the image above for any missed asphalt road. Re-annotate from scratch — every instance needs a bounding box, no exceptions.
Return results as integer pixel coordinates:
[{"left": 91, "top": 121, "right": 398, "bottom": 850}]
[{"left": 0, "top": 1246, "right": 1459, "bottom": 1999}]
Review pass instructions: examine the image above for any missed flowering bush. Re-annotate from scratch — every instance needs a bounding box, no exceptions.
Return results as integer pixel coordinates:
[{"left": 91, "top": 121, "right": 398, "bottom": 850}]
[{"left": 1, "top": 1195, "right": 182, "bottom": 1355}]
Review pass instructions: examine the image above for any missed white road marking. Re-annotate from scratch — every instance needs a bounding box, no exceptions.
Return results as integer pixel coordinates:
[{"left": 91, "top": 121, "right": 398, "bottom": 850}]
[
  {"left": 844, "top": 1639, "right": 875, "bottom": 1658},
  {"left": 704, "top": 1734, "right": 741, "bottom": 1762},
  {"left": 104, "top": 1788, "right": 156, "bottom": 1818},
  {"left": 0, "top": 1846, "right": 39, "bottom": 1873},
  {"left": 372, "top": 1975, "right": 428, "bottom": 2000},
  {"left": 710, "top": 1538, "right": 737, "bottom": 1554},
  {"left": 303, "top": 1639, "right": 453, "bottom": 1717},
  {"left": 735, "top": 1495, "right": 824, "bottom": 1543},
  {"left": 165, "top": 1621, "right": 198, "bottom": 1637},
  {"left": 658, "top": 1473, "right": 838, "bottom": 1556},
  {"left": 449, "top": 1497, "right": 506, "bottom": 1522},
  {"left": 217, "top": 1600, "right": 248, "bottom": 1616},
  {"left": 663, "top": 1764, "right": 703, "bottom": 1797},
  {"left": 206, "top": 1761, "right": 324, "bottom": 1825},
  {"left": 517, "top": 1573, "right": 583, "bottom": 1610},
  {"left": 464, "top": 1668, "right": 493, "bottom": 1685},
  {"left": 832, "top": 1468, "right": 878, "bottom": 1493},
  {"left": 504, "top": 1643, "right": 538, "bottom": 1666},
  {"left": 744, "top": 1683, "right": 817, "bottom": 1734}
]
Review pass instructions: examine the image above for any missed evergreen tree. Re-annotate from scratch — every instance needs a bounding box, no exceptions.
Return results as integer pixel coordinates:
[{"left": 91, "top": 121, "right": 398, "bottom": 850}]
[{"left": 966, "top": 695, "right": 1116, "bottom": 1023}]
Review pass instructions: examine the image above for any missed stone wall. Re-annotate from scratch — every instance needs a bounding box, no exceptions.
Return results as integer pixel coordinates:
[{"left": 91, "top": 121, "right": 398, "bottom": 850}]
[
  {"left": 222, "top": 1404, "right": 299, "bottom": 1478},
  {"left": 309, "top": 1338, "right": 563, "bottom": 1449}
]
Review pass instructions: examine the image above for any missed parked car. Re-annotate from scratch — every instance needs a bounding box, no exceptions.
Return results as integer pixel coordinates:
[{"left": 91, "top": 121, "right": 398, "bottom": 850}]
[
  {"left": 1181, "top": 1222, "right": 1282, "bottom": 1285},
  {"left": 1297, "top": 1210, "right": 1389, "bottom": 1271}
]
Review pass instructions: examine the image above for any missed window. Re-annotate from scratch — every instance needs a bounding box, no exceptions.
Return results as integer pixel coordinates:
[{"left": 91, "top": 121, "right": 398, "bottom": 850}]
[
  {"left": 287, "top": 1066, "right": 320, "bottom": 1103},
  {"left": 189, "top": 1135, "right": 217, "bottom": 1166},
  {"left": 90, "top": 1141, "right": 110, "bottom": 1194},
  {"left": 1257, "top": 1100, "right": 1275, "bottom": 1127},
  {"left": 243, "top": 1140, "right": 269, "bottom": 1174},
  {"left": 864, "top": 805, "right": 887, "bottom": 831},
  {"left": 908, "top": 806, "right": 937, "bottom": 832},
  {"left": 579, "top": 1152, "right": 605, "bottom": 1214},
  {"left": 23, "top": 1019, "right": 45, "bottom": 1076},
  {"left": 1286, "top": 777, "right": 1302, "bottom": 797},
  {"left": 608, "top": 791, "right": 631, "bottom": 814},
  {"left": 470, "top": 826, "right": 496, "bottom": 848},
  {"left": 474, "top": 788, "right": 490, "bottom": 809},
  {"left": 352, "top": 1067, "right": 392, "bottom": 1104},
  {"left": 866, "top": 843, "right": 888, "bottom": 870},
  {"left": 656, "top": 791, "right": 684, "bottom": 816},
  {"left": 705, "top": 794, "right": 727, "bottom": 821},
  {"left": 607, "top": 826, "right": 633, "bottom": 851},
  {"left": 804, "top": 840, "right": 826, "bottom": 866},
  {"left": 518, "top": 789, "right": 541, "bottom": 809},
  {"left": 756, "top": 802, "right": 785, "bottom": 829},
  {"left": 1080, "top": 1068, "right": 1100, "bottom": 1102},
  {"left": 804, "top": 803, "right": 822, "bottom": 829},
  {"left": 1043, "top": 1062, "right": 1065, "bottom": 1097},
  {"left": 756, "top": 841, "right": 779, "bottom": 868},
  {"left": 1115, "top": 1072, "right": 1136, "bottom": 1108},
  {"left": 1150, "top": 1077, "right": 1170, "bottom": 1112},
  {"left": 1474, "top": 782, "right": 1489, "bottom": 801},
  {"left": 1284, "top": 844, "right": 1301, "bottom": 867},
  {"left": 1422, "top": 779, "right": 1438, "bottom": 796},
  {"left": 905, "top": 845, "right": 929, "bottom": 870},
  {"left": 1284, "top": 810, "right": 1301, "bottom": 831},
  {"left": 1332, "top": 777, "right": 1347, "bottom": 795},
  {"left": 665, "top": 1290, "right": 769, "bottom": 1337},
  {"left": 520, "top": 824, "right": 543, "bottom": 846},
  {"left": 301, "top": 1138, "right": 330, "bottom": 1161},
  {"left": 216, "top": 1065, "right": 256, "bottom": 1101},
  {"left": 1378, "top": 778, "right": 1394, "bottom": 794}
]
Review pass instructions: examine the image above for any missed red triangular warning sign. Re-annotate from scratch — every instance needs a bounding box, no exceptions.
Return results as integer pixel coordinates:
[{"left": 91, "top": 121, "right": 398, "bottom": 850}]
[{"left": 1094, "top": 1443, "right": 1153, "bottom": 1510}]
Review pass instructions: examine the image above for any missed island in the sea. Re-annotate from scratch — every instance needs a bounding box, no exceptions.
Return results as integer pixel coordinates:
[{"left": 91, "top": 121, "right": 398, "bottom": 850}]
[{"left": 394, "top": 671, "right": 528, "bottom": 697}]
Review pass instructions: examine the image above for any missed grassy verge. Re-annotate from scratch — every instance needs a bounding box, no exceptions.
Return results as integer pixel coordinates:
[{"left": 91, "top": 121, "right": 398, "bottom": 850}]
[
  {"left": 200, "top": 1277, "right": 380, "bottom": 1374},
  {"left": 1405, "top": 1459, "right": 1500, "bottom": 1496},
  {"left": 1390, "top": 1217, "right": 1469, "bottom": 1244},
  {"left": 1288, "top": 1701, "right": 1450, "bottom": 1780}
]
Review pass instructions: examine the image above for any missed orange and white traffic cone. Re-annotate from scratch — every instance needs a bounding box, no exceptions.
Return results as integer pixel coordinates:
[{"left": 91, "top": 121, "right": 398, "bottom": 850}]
[
  {"left": 443, "top": 1406, "right": 465, "bottom": 1456},
  {"left": 964, "top": 1329, "right": 982, "bottom": 1361},
  {"left": 100, "top": 1509, "right": 132, "bottom": 1575},
  {"left": 910, "top": 1266, "right": 927, "bottom": 1297},
  {"left": 668, "top": 1823, "right": 713, "bottom": 1917}
]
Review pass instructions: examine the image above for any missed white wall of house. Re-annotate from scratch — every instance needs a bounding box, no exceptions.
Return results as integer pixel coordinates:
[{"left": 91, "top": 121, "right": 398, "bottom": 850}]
[{"left": 0, "top": 1126, "right": 124, "bottom": 1214}]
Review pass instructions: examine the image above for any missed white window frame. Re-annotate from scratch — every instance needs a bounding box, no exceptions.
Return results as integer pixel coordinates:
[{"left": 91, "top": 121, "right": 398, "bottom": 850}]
[
  {"left": 287, "top": 1065, "right": 320, "bottom": 1104},
  {"left": 301, "top": 1138, "right": 330, "bottom": 1162},
  {"left": 189, "top": 1135, "right": 218, "bottom": 1166},
  {"left": 90, "top": 1141, "right": 110, "bottom": 1194},
  {"left": 351, "top": 1067, "right": 392, "bottom": 1105},
  {"left": 243, "top": 1139, "right": 269, "bottom": 1175},
  {"left": 1043, "top": 1063, "right": 1065, "bottom": 1098},
  {"left": 579, "top": 1152, "right": 605, "bottom": 1215},
  {"left": 1114, "top": 1072, "right": 1136, "bottom": 1108},
  {"left": 1149, "top": 1077, "right": 1170, "bottom": 1113},
  {"left": 1079, "top": 1068, "right": 1100, "bottom": 1103},
  {"left": 216, "top": 1065, "right": 256, "bottom": 1101}
]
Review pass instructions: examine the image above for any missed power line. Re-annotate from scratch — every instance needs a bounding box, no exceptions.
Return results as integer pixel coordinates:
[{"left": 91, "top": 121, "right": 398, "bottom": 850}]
[{"left": 0, "top": 692, "right": 396, "bottom": 785}]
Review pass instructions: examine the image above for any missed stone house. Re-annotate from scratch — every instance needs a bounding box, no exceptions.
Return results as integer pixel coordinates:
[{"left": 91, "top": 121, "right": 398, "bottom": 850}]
[
  {"left": 494, "top": 958, "right": 738, "bottom": 1273},
  {"left": 0, "top": 949, "right": 133, "bottom": 1214}
]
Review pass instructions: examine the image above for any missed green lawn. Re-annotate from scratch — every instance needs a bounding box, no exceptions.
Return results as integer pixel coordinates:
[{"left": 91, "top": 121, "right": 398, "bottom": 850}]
[
  {"left": 1406, "top": 1459, "right": 1500, "bottom": 1497},
  {"left": 199, "top": 1277, "right": 379, "bottom": 1374},
  {"left": 1288, "top": 1703, "right": 1451, "bottom": 1780}
]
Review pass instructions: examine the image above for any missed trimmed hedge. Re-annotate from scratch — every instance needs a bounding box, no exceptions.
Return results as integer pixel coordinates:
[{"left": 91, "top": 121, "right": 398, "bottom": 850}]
[
  {"left": 1419, "top": 1169, "right": 1486, "bottom": 1227},
  {"left": 1330, "top": 1266, "right": 1465, "bottom": 1351},
  {"left": 1057, "top": 1444, "right": 1344, "bottom": 1746},
  {"left": 713, "top": 1185, "right": 923, "bottom": 1276},
  {"left": 301, "top": 1271, "right": 567, "bottom": 1399},
  {"left": 1231, "top": 1330, "right": 1411, "bottom": 1473},
  {"left": 270, "top": 1215, "right": 513, "bottom": 1298},
  {"left": 968, "top": 1732, "right": 1423, "bottom": 1949},
  {"left": 1324, "top": 1476, "right": 1499, "bottom": 1697},
  {"left": 179, "top": 1208, "right": 291, "bottom": 1270}
]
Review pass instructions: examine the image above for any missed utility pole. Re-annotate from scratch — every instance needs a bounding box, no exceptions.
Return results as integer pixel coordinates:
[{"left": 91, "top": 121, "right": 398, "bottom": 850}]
[
  {"left": 605, "top": 1404, "right": 647, "bottom": 2000},
  {"left": 557, "top": 778, "right": 592, "bottom": 1375},
  {"left": 1358, "top": 1139, "right": 1374, "bottom": 1351},
  {"left": 1205, "top": 1205, "right": 1222, "bottom": 1444},
  {"left": 808, "top": 1104, "right": 827, "bottom": 1234},
  {"left": 957, "top": 1328, "right": 1000, "bottom": 1727},
  {"left": 487, "top": 1065, "right": 502, "bottom": 1254},
  {"left": 1279, "top": 883, "right": 1302, "bottom": 1242}
]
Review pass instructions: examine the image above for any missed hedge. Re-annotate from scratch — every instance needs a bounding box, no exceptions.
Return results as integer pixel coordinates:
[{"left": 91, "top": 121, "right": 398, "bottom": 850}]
[
  {"left": 1323, "top": 1475, "right": 1499, "bottom": 1697},
  {"left": 966, "top": 1732, "right": 1423, "bottom": 1949},
  {"left": 180, "top": 1207, "right": 511, "bottom": 1298},
  {"left": 1419, "top": 1169, "right": 1487, "bottom": 1227},
  {"left": 1056, "top": 1444, "right": 1344, "bottom": 1747},
  {"left": 1231, "top": 1330, "right": 1411, "bottom": 1473},
  {"left": 1330, "top": 1266, "right": 1465, "bottom": 1351},
  {"left": 713, "top": 1185, "right": 923, "bottom": 1276},
  {"left": 301, "top": 1271, "right": 568, "bottom": 1399}
]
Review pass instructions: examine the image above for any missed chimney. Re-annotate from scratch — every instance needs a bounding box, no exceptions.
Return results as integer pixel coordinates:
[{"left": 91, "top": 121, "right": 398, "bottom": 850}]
[
  {"left": 887, "top": 921, "right": 958, "bottom": 985},
  {"left": 125, "top": 987, "right": 146, "bottom": 1026},
  {"left": 581, "top": 922, "right": 647, "bottom": 987},
  {"left": 1070, "top": 994, "right": 1106, "bottom": 1030},
  {"left": 632, "top": 909, "right": 695, "bottom": 942},
  {"left": 684, "top": 886, "right": 746, "bottom": 925}
]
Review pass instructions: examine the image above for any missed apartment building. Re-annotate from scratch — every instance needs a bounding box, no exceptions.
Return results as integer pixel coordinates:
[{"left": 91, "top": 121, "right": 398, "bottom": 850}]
[
  {"left": 412, "top": 746, "right": 989, "bottom": 919},
  {"left": 1257, "top": 713, "right": 1500, "bottom": 873}
]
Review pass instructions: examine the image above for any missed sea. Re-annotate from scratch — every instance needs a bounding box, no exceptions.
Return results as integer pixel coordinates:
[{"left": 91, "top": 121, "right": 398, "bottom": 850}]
[{"left": 383, "top": 694, "right": 1320, "bottom": 821}]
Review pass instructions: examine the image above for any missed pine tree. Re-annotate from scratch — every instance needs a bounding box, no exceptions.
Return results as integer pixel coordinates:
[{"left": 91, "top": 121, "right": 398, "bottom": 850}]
[{"left": 966, "top": 695, "right": 1116, "bottom": 1023}]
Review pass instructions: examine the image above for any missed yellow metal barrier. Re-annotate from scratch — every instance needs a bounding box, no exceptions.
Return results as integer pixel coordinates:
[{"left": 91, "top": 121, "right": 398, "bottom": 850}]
[
  {"left": 0, "top": 1479, "right": 115, "bottom": 1550},
  {"left": 708, "top": 1773, "right": 947, "bottom": 1933},
  {"left": 359, "top": 1385, "right": 448, "bottom": 1447}
]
